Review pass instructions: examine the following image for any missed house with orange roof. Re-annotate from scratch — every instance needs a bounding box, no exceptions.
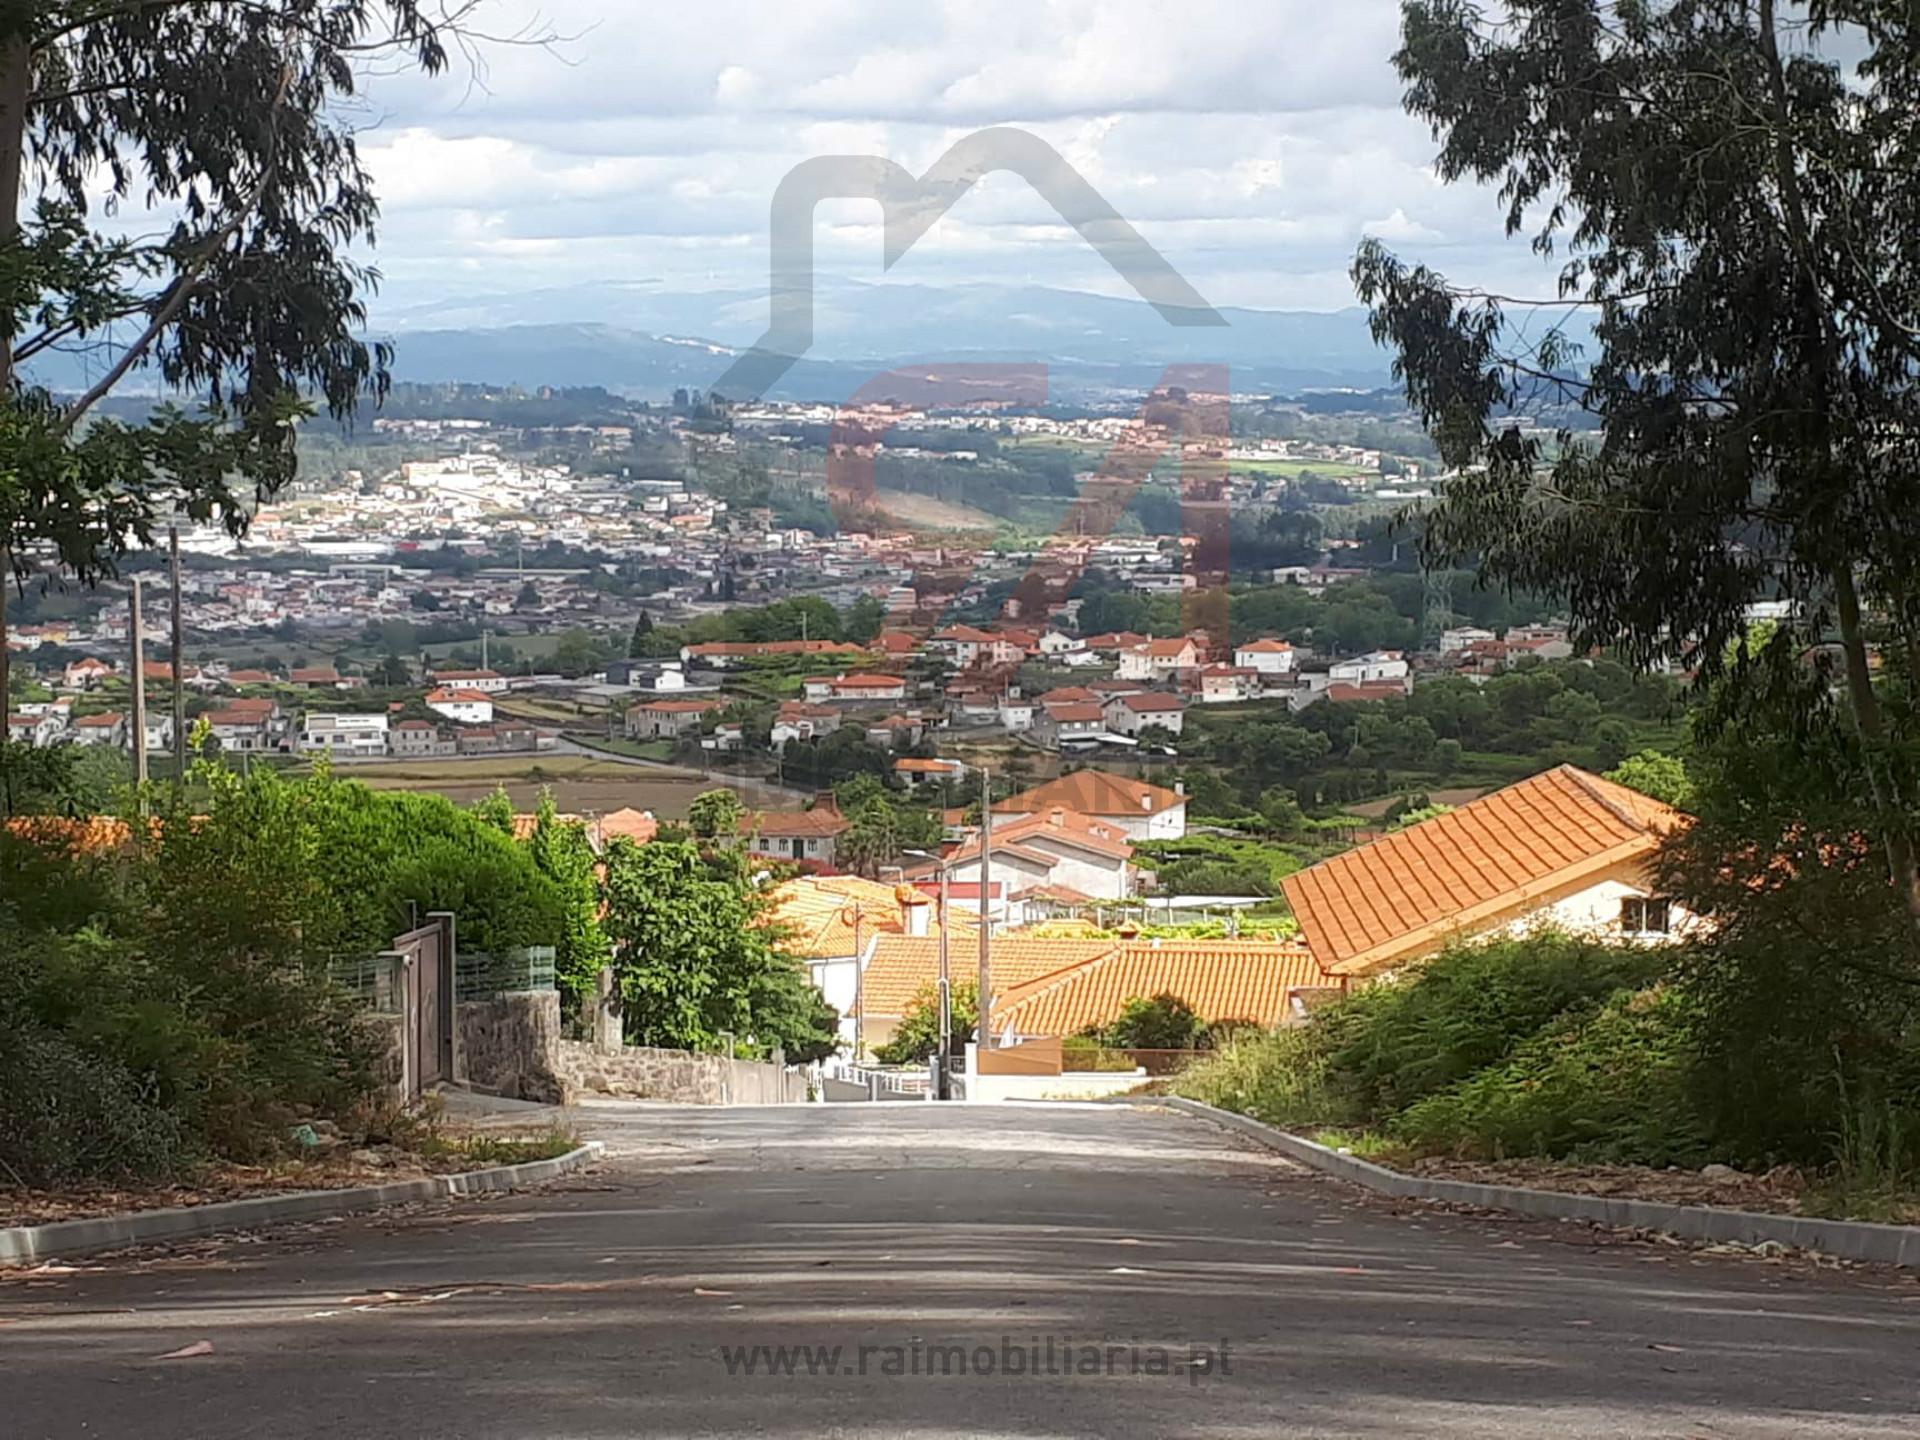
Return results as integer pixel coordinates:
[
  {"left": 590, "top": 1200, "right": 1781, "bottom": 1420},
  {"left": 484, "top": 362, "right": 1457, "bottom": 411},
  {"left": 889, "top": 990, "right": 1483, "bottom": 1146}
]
[
  {"left": 625, "top": 695, "right": 721, "bottom": 740},
  {"left": 996, "top": 770, "right": 1187, "bottom": 840},
  {"left": 994, "top": 939, "right": 1326, "bottom": 1041},
  {"left": 1283, "top": 765, "right": 1693, "bottom": 982},
  {"left": 426, "top": 686, "right": 494, "bottom": 725},
  {"left": 764, "top": 875, "right": 978, "bottom": 1048},
  {"left": 1117, "top": 636, "right": 1202, "bottom": 683},
  {"left": 893, "top": 756, "right": 968, "bottom": 788},
  {"left": 932, "top": 808, "right": 1137, "bottom": 909},
  {"left": 742, "top": 805, "right": 850, "bottom": 868},
  {"left": 1101, "top": 690, "right": 1187, "bottom": 739},
  {"left": 69, "top": 711, "right": 127, "bottom": 747},
  {"left": 1233, "top": 637, "right": 1297, "bottom": 675},
  {"left": 852, "top": 935, "right": 1115, "bottom": 1055},
  {"left": 771, "top": 700, "right": 841, "bottom": 747},
  {"left": 62, "top": 657, "right": 113, "bottom": 690},
  {"left": 1032, "top": 700, "right": 1107, "bottom": 750},
  {"left": 429, "top": 667, "right": 509, "bottom": 694}
]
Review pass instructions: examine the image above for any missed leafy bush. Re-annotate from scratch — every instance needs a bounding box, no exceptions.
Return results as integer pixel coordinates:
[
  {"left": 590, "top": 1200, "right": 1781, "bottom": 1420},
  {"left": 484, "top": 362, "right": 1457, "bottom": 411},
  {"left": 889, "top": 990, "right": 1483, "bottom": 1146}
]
[
  {"left": 0, "top": 1024, "right": 186, "bottom": 1187},
  {"left": 1176, "top": 1023, "right": 1352, "bottom": 1128},
  {"left": 1102, "top": 993, "right": 1206, "bottom": 1050},
  {"left": 1392, "top": 986, "right": 1709, "bottom": 1165},
  {"left": 1322, "top": 932, "right": 1670, "bottom": 1117}
]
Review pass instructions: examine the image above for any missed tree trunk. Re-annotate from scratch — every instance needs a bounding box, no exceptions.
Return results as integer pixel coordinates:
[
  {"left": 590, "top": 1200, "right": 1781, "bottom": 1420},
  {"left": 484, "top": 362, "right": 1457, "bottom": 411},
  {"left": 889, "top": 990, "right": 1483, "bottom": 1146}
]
[
  {"left": 1833, "top": 564, "right": 1920, "bottom": 922},
  {"left": 0, "top": 30, "right": 28, "bottom": 743}
]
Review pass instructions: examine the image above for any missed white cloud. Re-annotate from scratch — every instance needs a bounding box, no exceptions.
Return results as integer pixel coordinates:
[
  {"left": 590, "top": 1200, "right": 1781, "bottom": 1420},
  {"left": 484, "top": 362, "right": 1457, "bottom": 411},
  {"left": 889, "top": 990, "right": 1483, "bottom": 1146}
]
[{"left": 349, "top": 0, "right": 1557, "bottom": 324}]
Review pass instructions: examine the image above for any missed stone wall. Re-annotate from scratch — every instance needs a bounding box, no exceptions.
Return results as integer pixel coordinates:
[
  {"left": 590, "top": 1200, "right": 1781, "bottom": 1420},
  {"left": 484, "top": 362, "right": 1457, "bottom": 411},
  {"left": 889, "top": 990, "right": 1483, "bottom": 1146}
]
[
  {"left": 456, "top": 991, "right": 566, "bottom": 1104},
  {"left": 555, "top": 1039, "right": 807, "bottom": 1105}
]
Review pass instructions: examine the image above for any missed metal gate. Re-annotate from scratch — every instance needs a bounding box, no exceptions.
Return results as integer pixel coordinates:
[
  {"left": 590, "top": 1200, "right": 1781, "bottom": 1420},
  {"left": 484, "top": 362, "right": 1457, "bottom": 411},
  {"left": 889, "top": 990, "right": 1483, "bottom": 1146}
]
[{"left": 385, "top": 913, "right": 456, "bottom": 1101}]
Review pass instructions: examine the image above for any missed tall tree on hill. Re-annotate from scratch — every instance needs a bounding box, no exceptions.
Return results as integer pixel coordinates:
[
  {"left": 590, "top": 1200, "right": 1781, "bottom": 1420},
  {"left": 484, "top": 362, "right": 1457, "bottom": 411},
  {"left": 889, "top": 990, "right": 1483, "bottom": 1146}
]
[
  {"left": 1353, "top": 0, "right": 1920, "bottom": 918},
  {"left": 0, "top": 3, "right": 514, "bottom": 741}
]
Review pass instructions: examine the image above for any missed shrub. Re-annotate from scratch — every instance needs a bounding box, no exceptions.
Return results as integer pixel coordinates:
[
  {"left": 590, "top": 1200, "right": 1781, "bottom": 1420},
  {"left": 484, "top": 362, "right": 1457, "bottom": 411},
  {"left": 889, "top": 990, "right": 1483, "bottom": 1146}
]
[
  {"left": 1323, "top": 931, "right": 1670, "bottom": 1117},
  {"left": 1176, "top": 1023, "right": 1354, "bottom": 1128},
  {"left": 0, "top": 1025, "right": 186, "bottom": 1187},
  {"left": 1392, "top": 985, "right": 1709, "bottom": 1166},
  {"left": 1103, "top": 993, "right": 1205, "bottom": 1050}
]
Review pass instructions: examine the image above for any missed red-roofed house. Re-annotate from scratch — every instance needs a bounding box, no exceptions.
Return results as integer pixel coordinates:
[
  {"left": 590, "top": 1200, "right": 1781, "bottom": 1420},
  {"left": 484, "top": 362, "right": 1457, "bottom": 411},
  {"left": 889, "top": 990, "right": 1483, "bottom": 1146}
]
[
  {"left": 625, "top": 696, "right": 721, "bottom": 739},
  {"left": 1283, "top": 765, "right": 1692, "bottom": 980},
  {"left": 1100, "top": 690, "right": 1187, "bottom": 738},
  {"left": 1233, "top": 637, "right": 1297, "bottom": 675},
  {"left": 1117, "top": 636, "right": 1203, "bottom": 683},
  {"left": 426, "top": 687, "right": 494, "bottom": 725}
]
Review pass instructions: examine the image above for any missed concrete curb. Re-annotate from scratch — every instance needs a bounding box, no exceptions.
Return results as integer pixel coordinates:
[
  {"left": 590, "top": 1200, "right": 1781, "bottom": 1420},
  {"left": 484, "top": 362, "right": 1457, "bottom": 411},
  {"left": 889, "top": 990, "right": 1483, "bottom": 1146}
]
[
  {"left": 0, "top": 1141, "right": 605, "bottom": 1270},
  {"left": 1143, "top": 1096, "right": 1920, "bottom": 1268}
]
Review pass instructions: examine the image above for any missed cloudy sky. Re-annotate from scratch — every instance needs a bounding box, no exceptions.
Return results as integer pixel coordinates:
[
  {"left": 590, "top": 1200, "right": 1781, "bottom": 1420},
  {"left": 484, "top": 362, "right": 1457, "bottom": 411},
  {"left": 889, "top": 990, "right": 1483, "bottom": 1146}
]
[{"left": 348, "top": 0, "right": 1548, "bottom": 330}]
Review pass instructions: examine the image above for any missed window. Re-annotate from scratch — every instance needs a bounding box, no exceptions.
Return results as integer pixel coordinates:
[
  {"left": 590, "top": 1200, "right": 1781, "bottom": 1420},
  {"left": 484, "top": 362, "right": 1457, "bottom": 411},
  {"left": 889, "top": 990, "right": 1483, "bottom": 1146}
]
[{"left": 1621, "top": 896, "right": 1672, "bottom": 935}]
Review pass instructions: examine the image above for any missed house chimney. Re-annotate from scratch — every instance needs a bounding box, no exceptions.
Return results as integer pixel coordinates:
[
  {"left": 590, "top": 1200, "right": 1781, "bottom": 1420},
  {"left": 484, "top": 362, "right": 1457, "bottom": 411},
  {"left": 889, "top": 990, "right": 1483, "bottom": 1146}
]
[
  {"left": 902, "top": 893, "right": 932, "bottom": 937},
  {"left": 1050, "top": 806, "right": 1066, "bottom": 827},
  {"left": 1174, "top": 781, "right": 1184, "bottom": 796}
]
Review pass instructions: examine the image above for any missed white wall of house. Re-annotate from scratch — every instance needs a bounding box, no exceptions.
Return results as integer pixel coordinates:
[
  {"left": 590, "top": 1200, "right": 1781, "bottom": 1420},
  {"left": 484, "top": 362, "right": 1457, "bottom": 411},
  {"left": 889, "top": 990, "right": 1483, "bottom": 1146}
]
[
  {"left": 429, "top": 695, "right": 493, "bottom": 724},
  {"left": 1017, "top": 840, "right": 1130, "bottom": 900},
  {"left": 1504, "top": 873, "right": 1700, "bottom": 944},
  {"left": 1235, "top": 645, "right": 1296, "bottom": 675},
  {"left": 1329, "top": 652, "right": 1409, "bottom": 684}
]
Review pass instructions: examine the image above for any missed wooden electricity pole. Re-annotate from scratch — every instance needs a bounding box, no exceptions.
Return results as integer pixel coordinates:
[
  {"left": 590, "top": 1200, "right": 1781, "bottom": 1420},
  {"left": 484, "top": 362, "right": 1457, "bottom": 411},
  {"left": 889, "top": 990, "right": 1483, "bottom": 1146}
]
[{"left": 129, "top": 577, "right": 148, "bottom": 788}]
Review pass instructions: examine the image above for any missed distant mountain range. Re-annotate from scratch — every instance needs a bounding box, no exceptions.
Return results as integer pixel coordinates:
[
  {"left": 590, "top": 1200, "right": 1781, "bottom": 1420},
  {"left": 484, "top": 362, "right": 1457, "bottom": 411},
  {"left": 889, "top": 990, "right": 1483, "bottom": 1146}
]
[
  {"left": 367, "top": 279, "right": 1400, "bottom": 401},
  {"left": 26, "top": 279, "right": 1407, "bottom": 402}
]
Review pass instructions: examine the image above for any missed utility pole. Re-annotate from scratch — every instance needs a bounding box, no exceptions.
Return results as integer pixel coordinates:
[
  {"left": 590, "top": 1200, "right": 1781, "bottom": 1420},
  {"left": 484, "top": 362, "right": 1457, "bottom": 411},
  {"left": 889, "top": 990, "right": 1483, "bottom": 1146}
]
[
  {"left": 936, "top": 859, "right": 952, "bottom": 1099},
  {"left": 169, "top": 525, "right": 186, "bottom": 778},
  {"left": 977, "top": 766, "right": 992, "bottom": 1053},
  {"left": 129, "top": 577, "right": 148, "bottom": 789},
  {"left": 851, "top": 904, "right": 864, "bottom": 1063}
]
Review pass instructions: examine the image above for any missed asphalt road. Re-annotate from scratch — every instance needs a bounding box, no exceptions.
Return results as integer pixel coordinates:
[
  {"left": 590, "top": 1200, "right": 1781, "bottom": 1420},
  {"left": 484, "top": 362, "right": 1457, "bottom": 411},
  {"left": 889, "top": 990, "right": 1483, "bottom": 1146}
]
[{"left": 8, "top": 1101, "right": 1920, "bottom": 1438}]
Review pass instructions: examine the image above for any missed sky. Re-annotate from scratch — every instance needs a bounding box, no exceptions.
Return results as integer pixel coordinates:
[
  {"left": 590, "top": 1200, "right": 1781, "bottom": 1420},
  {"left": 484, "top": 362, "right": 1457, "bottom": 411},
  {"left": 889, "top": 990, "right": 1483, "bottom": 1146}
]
[{"left": 345, "top": 0, "right": 1550, "bottom": 330}]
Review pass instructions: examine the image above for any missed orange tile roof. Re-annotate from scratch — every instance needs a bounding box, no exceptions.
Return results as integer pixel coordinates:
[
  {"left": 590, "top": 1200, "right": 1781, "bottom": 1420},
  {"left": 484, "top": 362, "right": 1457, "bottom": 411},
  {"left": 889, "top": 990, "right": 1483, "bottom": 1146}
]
[
  {"left": 1237, "top": 638, "right": 1293, "bottom": 653},
  {"left": 997, "top": 769, "right": 1184, "bottom": 820},
  {"left": 855, "top": 936, "right": 1114, "bottom": 1018},
  {"left": 632, "top": 697, "right": 721, "bottom": 714},
  {"left": 1283, "top": 765, "right": 1683, "bottom": 978},
  {"left": 952, "top": 808, "right": 1133, "bottom": 864},
  {"left": 765, "top": 875, "right": 976, "bottom": 959},
  {"left": 995, "top": 940, "right": 1324, "bottom": 1037},
  {"left": 745, "top": 809, "right": 850, "bottom": 840}
]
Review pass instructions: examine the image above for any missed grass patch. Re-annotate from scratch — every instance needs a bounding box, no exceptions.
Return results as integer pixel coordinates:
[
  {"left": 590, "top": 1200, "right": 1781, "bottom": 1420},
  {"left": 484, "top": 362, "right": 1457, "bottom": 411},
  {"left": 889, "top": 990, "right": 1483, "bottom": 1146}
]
[{"left": 422, "top": 1127, "right": 581, "bottom": 1167}]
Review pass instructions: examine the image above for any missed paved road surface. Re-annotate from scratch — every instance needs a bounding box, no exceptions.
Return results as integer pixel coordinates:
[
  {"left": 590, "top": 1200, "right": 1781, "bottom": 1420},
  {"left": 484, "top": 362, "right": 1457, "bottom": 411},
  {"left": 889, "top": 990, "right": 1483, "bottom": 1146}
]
[{"left": 8, "top": 1102, "right": 1920, "bottom": 1438}]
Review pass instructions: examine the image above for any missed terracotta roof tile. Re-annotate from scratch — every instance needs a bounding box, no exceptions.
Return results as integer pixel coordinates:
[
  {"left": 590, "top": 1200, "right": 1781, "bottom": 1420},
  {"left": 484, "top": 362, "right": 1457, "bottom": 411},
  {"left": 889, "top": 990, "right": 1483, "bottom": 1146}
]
[
  {"left": 1282, "top": 765, "right": 1683, "bottom": 977},
  {"left": 995, "top": 940, "right": 1324, "bottom": 1037},
  {"left": 856, "top": 936, "right": 1114, "bottom": 1018},
  {"left": 996, "top": 770, "right": 1184, "bottom": 819}
]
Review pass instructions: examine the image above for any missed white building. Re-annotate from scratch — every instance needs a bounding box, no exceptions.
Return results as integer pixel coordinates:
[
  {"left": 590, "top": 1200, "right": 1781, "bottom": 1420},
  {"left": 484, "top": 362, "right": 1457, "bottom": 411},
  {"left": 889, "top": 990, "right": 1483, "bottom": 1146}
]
[
  {"left": 426, "top": 688, "right": 494, "bottom": 725},
  {"left": 1328, "top": 651, "right": 1410, "bottom": 685},
  {"left": 1233, "top": 638, "right": 1296, "bottom": 675},
  {"left": 300, "top": 712, "right": 390, "bottom": 757},
  {"left": 428, "top": 668, "right": 510, "bottom": 694},
  {"left": 1101, "top": 691, "right": 1187, "bottom": 739}
]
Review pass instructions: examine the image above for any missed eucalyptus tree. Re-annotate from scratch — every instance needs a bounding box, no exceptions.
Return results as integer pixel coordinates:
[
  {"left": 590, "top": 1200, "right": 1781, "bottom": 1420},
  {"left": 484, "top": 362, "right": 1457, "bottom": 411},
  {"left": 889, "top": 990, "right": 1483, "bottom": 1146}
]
[
  {"left": 1354, "top": 0, "right": 1920, "bottom": 914},
  {"left": 0, "top": 2, "right": 485, "bottom": 735}
]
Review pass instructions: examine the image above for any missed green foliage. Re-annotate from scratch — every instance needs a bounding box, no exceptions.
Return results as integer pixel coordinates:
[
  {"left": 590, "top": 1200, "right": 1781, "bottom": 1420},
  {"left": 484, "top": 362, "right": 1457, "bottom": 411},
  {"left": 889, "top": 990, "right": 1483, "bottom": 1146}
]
[
  {"left": 1134, "top": 832, "right": 1304, "bottom": 897},
  {"left": 524, "top": 788, "right": 612, "bottom": 1012},
  {"left": 473, "top": 784, "right": 515, "bottom": 835},
  {"left": 686, "top": 787, "right": 745, "bottom": 841},
  {"left": 1322, "top": 933, "right": 1669, "bottom": 1119},
  {"left": 1102, "top": 993, "right": 1206, "bottom": 1050},
  {"left": 1177, "top": 1024, "right": 1348, "bottom": 1129},
  {"left": 601, "top": 838, "right": 835, "bottom": 1059},
  {"left": 876, "top": 981, "right": 975, "bottom": 1065},
  {"left": 1393, "top": 987, "right": 1708, "bottom": 1166},
  {"left": 303, "top": 776, "right": 562, "bottom": 957},
  {"left": 1605, "top": 749, "right": 1694, "bottom": 810}
]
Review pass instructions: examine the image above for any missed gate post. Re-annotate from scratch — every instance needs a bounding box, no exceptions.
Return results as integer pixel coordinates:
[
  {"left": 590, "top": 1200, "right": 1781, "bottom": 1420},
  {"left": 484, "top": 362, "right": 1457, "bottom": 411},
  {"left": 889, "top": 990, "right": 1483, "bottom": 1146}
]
[
  {"left": 594, "top": 966, "right": 622, "bottom": 1053},
  {"left": 427, "top": 911, "right": 457, "bottom": 1086}
]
